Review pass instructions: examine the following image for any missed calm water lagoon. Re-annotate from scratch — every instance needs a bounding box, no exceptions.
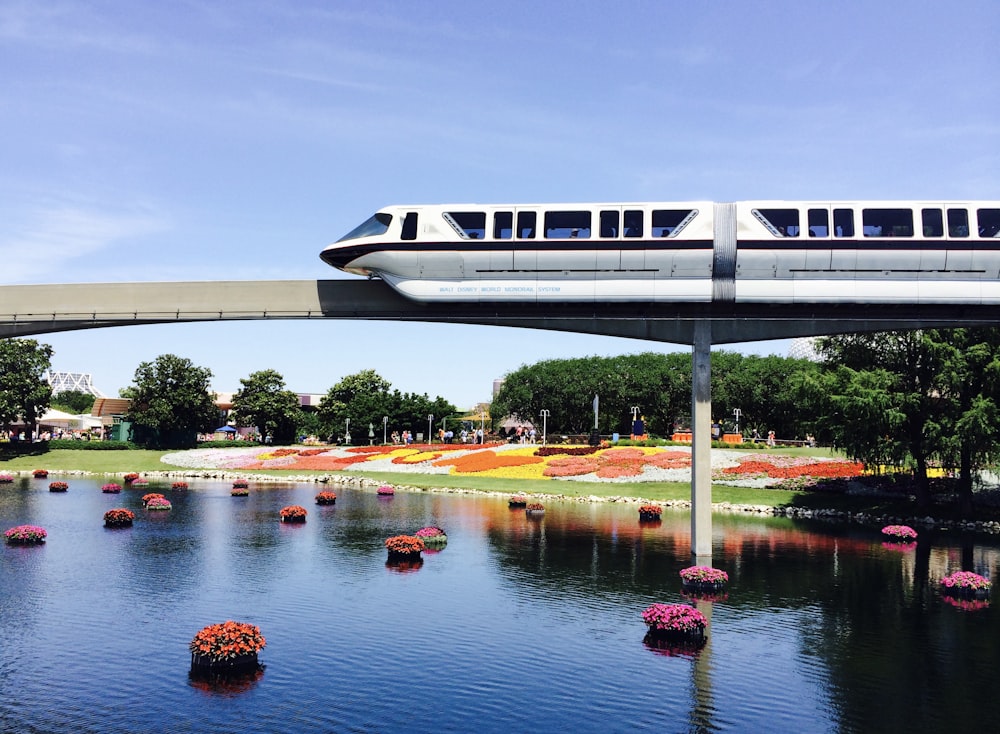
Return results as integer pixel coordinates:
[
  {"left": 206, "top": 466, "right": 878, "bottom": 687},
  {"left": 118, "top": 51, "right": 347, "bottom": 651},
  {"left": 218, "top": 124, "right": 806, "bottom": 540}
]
[{"left": 2, "top": 476, "right": 998, "bottom": 733}]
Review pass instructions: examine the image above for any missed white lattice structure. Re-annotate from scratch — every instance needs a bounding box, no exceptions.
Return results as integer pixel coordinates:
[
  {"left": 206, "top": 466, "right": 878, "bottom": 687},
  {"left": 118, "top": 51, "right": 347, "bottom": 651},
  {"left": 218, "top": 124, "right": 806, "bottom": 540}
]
[
  {"left": 45, "top": 371, "right": 106, "bottom": 397},
  {"left": 787, "top": 337, "right": 821, "bottom": 362}
]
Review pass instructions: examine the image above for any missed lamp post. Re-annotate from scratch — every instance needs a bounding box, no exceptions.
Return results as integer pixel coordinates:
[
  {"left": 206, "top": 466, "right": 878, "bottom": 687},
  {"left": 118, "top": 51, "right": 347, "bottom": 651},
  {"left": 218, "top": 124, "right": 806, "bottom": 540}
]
[
  {"left": 427, "top": 414, "right": 434, "bottom": 444},
  {"left": 733, "top": 407, "right": 741, "bottom": 436},
  {"left": 539, "top": 409, "right": 550, "bottom": 446},
  {"left": 481, "top": 411, "right": 486, "bottom": 444},
  {"left": 344, "top": 417, "right": 350, "bottom": 445},
  {"left": 382, "top": 415, "right": 388, "bottom": 445}
]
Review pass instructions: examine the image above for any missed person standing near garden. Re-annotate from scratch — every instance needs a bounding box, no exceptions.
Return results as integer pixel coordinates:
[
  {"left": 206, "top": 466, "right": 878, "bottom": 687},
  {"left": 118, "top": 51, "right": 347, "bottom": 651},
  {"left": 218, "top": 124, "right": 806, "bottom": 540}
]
[{"left": 767, "top": 430, "right": 776, "bottom": 448}]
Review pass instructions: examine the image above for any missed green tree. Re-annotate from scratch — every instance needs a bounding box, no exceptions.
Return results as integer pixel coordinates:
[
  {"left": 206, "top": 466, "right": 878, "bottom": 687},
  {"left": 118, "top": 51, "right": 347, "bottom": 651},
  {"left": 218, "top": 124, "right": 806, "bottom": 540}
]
[
  {"left": 125, "top": 354, "right": 219, "bottom": 448},
  {"left": 51, "top": 389, "right": 95, "bottom": 414},
  {"left": 0, "top": 338, "right": 53, "bottom": 437},
  {"left": 230, "top": 369, "right": 302, "bottom": 444},
  {"left": 318, "top": 369, "right": 393, "bottom": 441}
]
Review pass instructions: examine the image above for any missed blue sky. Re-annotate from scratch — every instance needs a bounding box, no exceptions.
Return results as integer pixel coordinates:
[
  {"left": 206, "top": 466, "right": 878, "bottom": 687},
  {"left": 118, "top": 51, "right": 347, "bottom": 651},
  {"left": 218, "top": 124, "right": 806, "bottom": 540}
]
[{"left": 2, "top": 1, "right": 998, "bottom": 408}]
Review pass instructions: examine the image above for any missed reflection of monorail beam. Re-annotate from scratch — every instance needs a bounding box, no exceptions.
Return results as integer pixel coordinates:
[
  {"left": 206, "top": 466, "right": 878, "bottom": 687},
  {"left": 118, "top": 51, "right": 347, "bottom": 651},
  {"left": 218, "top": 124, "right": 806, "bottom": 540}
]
[{"left": 4, "top": 279, "right": 1000, "bottom": 340}]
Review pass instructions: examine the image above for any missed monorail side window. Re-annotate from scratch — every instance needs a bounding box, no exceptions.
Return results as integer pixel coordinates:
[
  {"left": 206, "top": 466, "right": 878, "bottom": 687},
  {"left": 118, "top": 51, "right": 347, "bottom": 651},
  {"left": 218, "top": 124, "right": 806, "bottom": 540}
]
[
  {"left": 600, "top": 211, "right": 619, "bottom": 238},
  {"left": 947, "top": 209, "right": 969, "bottom": 237},
  {"left": 978, "top": 209, "right": 1000, "bottom": 237},
  {"left": 336, "top": 212, "right": 392, "bottom": 242},
  {"left": 755, "top": 209, "right": 800, "bottom": 237},
  {"left": 494, "top": 212, "right": 513, "bottom": 239},
  {"left": 862, "top": 208, "right": 913, "bottom": 237},
  {"left": 446, "top": 212, "right": 486, "bottom": 239},
  {"left": 922, "top": 209, "right": 944, "bottom": 237},
  {"left": 833, "top": 208, "right": 854, "bottom": 237},
  {"left": 517, "top": 211, "right": 536, "bottom": 239},
  {"left": 652, "top": 209, "right": 695, "bottom": 237},
  {"left": 807, "top": 209, "right": 829, "bottom": 237},
  {"left": 624, "top": 210, "right": 643, "bottom": 238},
  {"left": 544, "top": 211, "right": 591, "bottom": 239},
  {"left": 401, "top": 212, "right": 418, "bottom": 241}
]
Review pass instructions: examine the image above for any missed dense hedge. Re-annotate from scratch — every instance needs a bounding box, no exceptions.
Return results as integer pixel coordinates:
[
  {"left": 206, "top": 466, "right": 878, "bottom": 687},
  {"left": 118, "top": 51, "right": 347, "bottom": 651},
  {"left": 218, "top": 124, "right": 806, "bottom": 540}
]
[{"left": 45, "top": 440, "right": 137, "bottom": 451}]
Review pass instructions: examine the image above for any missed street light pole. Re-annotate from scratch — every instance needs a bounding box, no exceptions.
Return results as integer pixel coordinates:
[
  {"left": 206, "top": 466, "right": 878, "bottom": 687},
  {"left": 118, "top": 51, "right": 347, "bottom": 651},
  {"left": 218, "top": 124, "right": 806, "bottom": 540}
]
[
  {"left": 733, "top": 407, "right": 741, "bottom": 436},
  {"left": 382, "top": 415, "right": 388, "bottom": 445},
  {"left": 345, "top": 417, "right": 350, "bottom": 445},
  {"left": 539, "top": 409, "right": 550, "bottom": 446},
  {"left": 427, "top": 414, "right": 434, "bottom": 444}
]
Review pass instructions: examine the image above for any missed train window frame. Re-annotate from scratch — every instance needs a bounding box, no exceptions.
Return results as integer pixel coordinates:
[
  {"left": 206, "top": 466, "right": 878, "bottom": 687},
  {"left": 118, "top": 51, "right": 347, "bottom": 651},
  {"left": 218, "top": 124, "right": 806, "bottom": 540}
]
[
  {"left": 947, "top": 209, "right": 969, "bottom": 238},
  {"left": 600, "top": 210, "right": 619, "bottom": 238},
  {"left": 922, "top": 209, "right": 944, "bottom": 237},
  {"left": 833, "top": 208, "right": 854, "bottom": 238},
  {"left": 862, "top": 208, "right": 913, "bottom": 238},
  {"left": 652, "top": 209, "right": 698, "bottom": 237},
  {"left": 493, "top": 211, "right": 513, "bottom": 240},
  {"left": 544, "top": 211, "right": 592, "bottom": 239},
  {"left": 753, "top": 208, "right": 800, "bottom": 237},
  {"left": 807, "top": 209, "right": 829, "bottom": 238},
  {"left": 978, "top": 209, "right": 1000, "bottom": 238},
  {"left": 336, "top": 212, "right": 392, "bottom": 242},
  {"left": 443, "top": 211, "right": 486, "bottom": 240},
  {"left": 516, "top": 211, "right": 536, "bottom": 239},
  {"left": 400, "top": 212, "right": 418, "bottom": 241},
  {"left": 623, "top": 210, "right": 643, "bottom": 238}
]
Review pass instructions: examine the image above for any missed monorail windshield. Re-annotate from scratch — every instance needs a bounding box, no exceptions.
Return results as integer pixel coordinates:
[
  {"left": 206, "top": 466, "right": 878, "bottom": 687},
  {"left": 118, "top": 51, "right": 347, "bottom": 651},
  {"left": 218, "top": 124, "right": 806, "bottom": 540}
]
[{"left": 337, "top": 212, "right": 392, "bottom": 242}]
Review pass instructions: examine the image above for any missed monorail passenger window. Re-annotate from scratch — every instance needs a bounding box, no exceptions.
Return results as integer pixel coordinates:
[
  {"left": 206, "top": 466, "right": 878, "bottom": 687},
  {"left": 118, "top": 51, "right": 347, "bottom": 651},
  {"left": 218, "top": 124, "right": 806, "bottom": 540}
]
[
  {"left": 446, "top": 212, "right": 486, "bottom": 239},
  {"left": 808, "top": 209, "right": 829, "bottom": 237},
  {"left": 624, "top": 210, "right": 643, "bottom": 238},
  {"left": 544, "top": 211, "right": 591, "bottom": 239},
  {"left": 337, "top": 212, "right": 392, "bottom": 242},
  {"left": 863, "top": 209, "right": 913, "bottom": 237},
  {"left": 948, "top": 209, "right": 969, "bottom": 237},
  {"left": 401, "top": 212, "right": 418, "bottom": 241},
  {"left": 517, "top": 211, "right": 536, "bottom": 238},
  {"left": 494, "top": 212, "right": 513, "bottom": 239},
  {"left": 653, "top": 209, "right": 695, "bottom": 237},
  {"left": 979, "top": 209, "right": 1000, "bottom": 237},
  {"left": 922, "top": 209, "right": 944, "bottom": 237},
  {"left": 755, "top": 209, "right": 800, "bottom": 237},
  {"left": 833, "top": 208, "right": 854, "bottom": 237},
  {"left": 600, "top": 211, "right": 619, "bottom": 238}
]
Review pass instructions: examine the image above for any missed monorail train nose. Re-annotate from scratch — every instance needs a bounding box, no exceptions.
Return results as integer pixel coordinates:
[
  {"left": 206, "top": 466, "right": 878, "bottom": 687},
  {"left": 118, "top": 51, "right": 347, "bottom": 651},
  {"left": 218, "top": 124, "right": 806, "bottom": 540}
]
[{"left": 319, "top": 245, "right": 364, "bottom": 272}]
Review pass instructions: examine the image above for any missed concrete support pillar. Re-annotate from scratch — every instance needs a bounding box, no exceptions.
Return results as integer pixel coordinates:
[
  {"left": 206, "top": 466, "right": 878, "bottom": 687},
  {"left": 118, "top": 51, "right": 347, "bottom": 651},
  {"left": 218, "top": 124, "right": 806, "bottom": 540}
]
[{"left": 691, "top": 320, "right": 712, "bottom": 561}]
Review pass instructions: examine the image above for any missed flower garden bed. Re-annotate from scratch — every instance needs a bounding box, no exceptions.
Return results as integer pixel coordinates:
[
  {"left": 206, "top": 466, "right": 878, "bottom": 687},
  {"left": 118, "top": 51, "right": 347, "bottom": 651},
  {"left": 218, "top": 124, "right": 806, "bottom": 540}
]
[
  {"left": 508, "top": 495, "right": 528, "bottom": 508},
  {"left": 32, "top": 469, "right": 48, "bottom": 478},
  {"left": 680, "top": 565, "right": 729, "bottom": 592},
  {"left": 525, "top": 502, "right": 545, "bottom": 517},
  {"left": 190, "top": 620, "right": 265, "bottom": 676},
  {"left": 145, "top": 496, "right": 172, "bottom": 511},
  {"left": 414, "top": 526, "right": 447, "bottom": 545},
  {"left": 315, "top": 490, "right": 337, "bottom": 505},
  {"left": 4, "top": 525, "right": 47, "bottom": 545},
  {"left": 101, "top": 483, "right": 122, "bottom": 493},
  {"left": 638, "top": 504, "right": 662, "bottom": 521},
  {"left": 882, "top": 525, "right": 917, "bottom": 541},
  {"left": 279, "top": 505, "right": 307, "bottom": 523},
  {"left": 0, "top": 474, "right": 13, "bottom": 484},
  {"left": 131, "top": 478, "right": 148, "bottom": 487},
  {"left": 123, "top": 473, "right": 140, "bottom": 484},
  {"left": 941, "top": 571, "right": 992, "bottom": 599},
  {"left": 104, "top": 508, "right": 135, "bottom": 528},
  {"left": 641, "top": 602, "right": 708, "bottom": 643},
  {"left": 172, "top": 482, "right": 188, "bottom": 490},
  {"left": 376, "top": 485, "right": 395, "bottom": 496},
  {"left": 48, "top": 481, "right": 69, "bottom": 492},
  {"left": 385, "top": 534, "right": 425, "bottom": 560},
  {"left": 231, "top": 487, "right": 249, "bottom": 497},
  {"left": 142, "top": 492, "right": 165, "bottom": 507}
]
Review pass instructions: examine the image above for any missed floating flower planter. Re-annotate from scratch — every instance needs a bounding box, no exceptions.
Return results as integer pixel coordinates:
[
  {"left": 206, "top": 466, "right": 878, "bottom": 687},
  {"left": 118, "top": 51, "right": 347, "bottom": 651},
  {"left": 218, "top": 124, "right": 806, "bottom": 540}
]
[
  {"left": 189, "top": 620, "right": 265, "bottom": 677},
  {"left": 315, "top": 490, "right": 337, "bottom": 505},
  {"left": 0, "top": 474, "right": 13, "bottom": 484},
  {"left": 32, "top": 469, "right": 48, "bottom": 478},
  {"left": 508, "top": 495, "right": 528, "bottom": 508},
  {"left": 881, "top": 525, "right": 917, "bottom": 541},
  {"left": 680, "top": 566, "right": 729, "bottom": 593},
  {"left": 638, "top": 504, "right": 662, "bottom": 522},
  {"left": 123, "top": 473, "right": 140, "bottom": 484},
  {"left": 941, "top": 571, "right": 992, "bottom": 600},
  {"left": 231, "top": 487, "right": 249, "bottom": 497},
  {"left": 48, "top": 481, "right": 69, "bottom": 492},
  {"left": 525, "top": 502, "right": 545, "bottom": 517},
  {"left": 414, "top": 526, "right": 447, "bottom": 545},
  {"left": 4, "top": 525, "right": 47, "bottom": 545},
  {"left": 131, "top": 478, "right": 148, "bottom": 487},
  {"left": 279, "top": 505, "right": 307, "bottom": 523},
  {"left": 104, "top": 508, "right": 135, "bottom": 528},
  {"left": 145, "top": 496, "right": 172, "bottom": 511},
  {"left": 641, "top": 602, "right": 708, "bottom": 644},
  {"left": 385, "top": 534, "right": 425, "bottom": 561},
  {"left": 172, "top": 482, "right": 188, "bottom": 490},
  {"left": 232, "top": 480, "right": 249, "bottom": 490},
  {"left": 142, "top": 492, "right": 165, "bottom": 507},
  {"left": 102, "top": 483, "right": 122, "bottom": 493},
  {"left": 376, "top": 485, "right": 395, "bottom": 496}
]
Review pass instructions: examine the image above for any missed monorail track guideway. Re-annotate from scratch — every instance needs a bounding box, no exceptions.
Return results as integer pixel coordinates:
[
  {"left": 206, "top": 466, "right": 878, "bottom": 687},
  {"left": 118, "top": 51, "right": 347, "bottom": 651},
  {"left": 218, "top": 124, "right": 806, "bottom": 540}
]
[{"left": 6, "top": 278, "right": 1000, "bottom": 560}]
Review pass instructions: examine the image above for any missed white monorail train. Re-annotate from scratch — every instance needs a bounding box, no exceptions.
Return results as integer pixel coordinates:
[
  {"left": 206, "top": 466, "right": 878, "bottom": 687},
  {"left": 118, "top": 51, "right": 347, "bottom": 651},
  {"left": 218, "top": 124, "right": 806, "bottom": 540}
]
[{"left": 320, "top": 201, "right": 1000, "bottom": 303}]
